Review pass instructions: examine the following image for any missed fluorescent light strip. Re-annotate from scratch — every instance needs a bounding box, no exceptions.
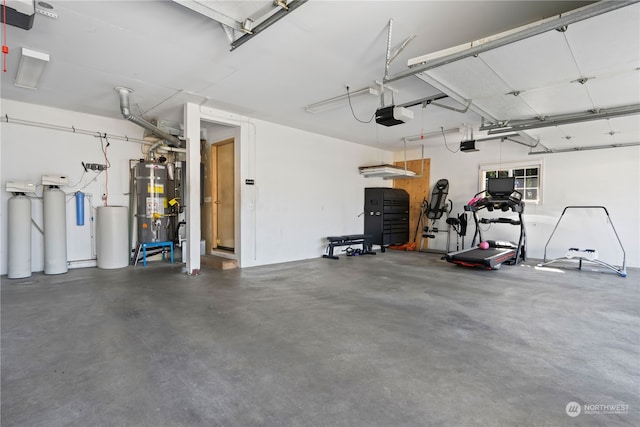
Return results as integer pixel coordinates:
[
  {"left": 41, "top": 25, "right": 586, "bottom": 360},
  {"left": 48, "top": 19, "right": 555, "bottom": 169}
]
[
  {"left": 15, "top": 48, "right": 50, "bottom": 89},
  {"left": 305, "top": 87, "right": 380, "bottom": 113},
  {"left": 359, "top": 165, "right": 416, "bottom": 179}
]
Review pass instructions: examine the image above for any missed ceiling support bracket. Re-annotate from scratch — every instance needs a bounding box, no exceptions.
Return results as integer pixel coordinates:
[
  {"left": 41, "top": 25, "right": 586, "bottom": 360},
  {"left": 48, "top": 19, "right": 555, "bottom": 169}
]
[{"left": 230, "top": 0, "right": 307, "bottom": 51}]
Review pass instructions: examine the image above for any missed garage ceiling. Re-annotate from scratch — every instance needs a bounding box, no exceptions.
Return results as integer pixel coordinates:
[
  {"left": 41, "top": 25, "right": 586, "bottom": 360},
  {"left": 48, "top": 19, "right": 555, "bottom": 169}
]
[{"left": 1, "top": 1, "right": 638, "bottom": 152}]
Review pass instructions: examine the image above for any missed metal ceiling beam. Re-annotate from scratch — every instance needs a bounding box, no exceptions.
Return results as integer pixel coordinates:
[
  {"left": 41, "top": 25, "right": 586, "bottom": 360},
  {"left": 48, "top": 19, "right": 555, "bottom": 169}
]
[
  {"left": 481, "top": 104, "right": 640, "bottom": 134},
  {"left": 230, "top": 0, "right": 307, "bottom": 51},
  {"left": 173, "top": 0, "right": 242, "bottom": 31},
  {"left": 529, "top": 141, "right": 640, "bottom": 155},
  {"left": 397, "top": 93, "right": 448, "bottom": 109},
  {"left": 384, "top": 0, "right": 639, "bottom": 84}
]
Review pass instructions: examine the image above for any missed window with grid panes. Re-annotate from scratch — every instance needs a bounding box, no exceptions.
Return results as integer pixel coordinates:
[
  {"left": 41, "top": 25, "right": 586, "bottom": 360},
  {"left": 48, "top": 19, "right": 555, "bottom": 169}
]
[{"left": 479, "top": 160, "right": 542, "bottom": 204}]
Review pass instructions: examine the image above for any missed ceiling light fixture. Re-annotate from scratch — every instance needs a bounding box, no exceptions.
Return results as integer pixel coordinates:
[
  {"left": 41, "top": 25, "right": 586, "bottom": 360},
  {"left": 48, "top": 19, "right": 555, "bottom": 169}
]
[
  {"left": 305, "top": 87, "right": 380, "bottom": 113},
  {"left": 14, "top": 47, "right": 49, "bottom": 89},
  {"left": 359, "top": 165, "right": 417, "bottom": 179},
  {"left": 403, "top": 127, "right": 461, "bottom": 142}
]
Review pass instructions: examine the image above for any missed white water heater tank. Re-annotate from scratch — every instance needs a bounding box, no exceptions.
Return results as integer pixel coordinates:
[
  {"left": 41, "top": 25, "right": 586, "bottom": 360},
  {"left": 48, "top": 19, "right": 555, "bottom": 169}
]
[
  {"left": 43, "top": 187, "right": 68, "bottom": 275},
  {"left": 7, "top": 195, "right": 32, "bottom": 278},
  {"left": 96, "top": 206, "right": 129, "bottom": 269}
]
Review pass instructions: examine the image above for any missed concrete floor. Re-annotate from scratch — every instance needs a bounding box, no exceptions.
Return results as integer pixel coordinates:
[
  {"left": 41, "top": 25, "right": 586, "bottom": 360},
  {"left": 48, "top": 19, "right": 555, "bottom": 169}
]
[{"left": 1, "top": 252, "right": 638, "bottom": 427}]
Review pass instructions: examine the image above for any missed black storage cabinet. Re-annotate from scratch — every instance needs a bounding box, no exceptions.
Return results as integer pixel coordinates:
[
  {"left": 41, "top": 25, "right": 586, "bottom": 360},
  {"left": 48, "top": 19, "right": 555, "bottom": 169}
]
[{"left": 364, "top": 188, "right": 410, "bottom": 250}]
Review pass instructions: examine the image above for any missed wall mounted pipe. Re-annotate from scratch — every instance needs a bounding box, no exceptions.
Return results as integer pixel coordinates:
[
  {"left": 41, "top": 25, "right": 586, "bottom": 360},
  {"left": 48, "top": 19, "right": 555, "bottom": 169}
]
[
  {"left": 115, "top": 87, "right": 182, "bottom": 148},
  {"left": 156, "top": 146, "right": 187, "bottom": 154}
]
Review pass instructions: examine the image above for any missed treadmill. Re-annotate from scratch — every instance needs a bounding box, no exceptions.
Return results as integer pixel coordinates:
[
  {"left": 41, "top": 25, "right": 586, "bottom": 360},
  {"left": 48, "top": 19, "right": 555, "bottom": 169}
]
[{"left": 445, "top": 177, "right": 526, "bottom": 270}]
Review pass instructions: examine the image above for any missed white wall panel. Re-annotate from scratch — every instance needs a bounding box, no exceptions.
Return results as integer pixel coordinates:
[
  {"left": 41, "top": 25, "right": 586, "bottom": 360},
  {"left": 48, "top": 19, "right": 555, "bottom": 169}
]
[{"left": 190, "top": 107, "right": 393, "bottom": 268}]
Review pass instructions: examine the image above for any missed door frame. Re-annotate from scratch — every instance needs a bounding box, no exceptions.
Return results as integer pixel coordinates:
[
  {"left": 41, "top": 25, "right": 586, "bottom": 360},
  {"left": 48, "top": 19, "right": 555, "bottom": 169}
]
[
  {"left": 210, "top": 138, "right": 235, "bottom": 253},
  {"left": 189, "top": 108, "right": 250, "bottom": 268}
]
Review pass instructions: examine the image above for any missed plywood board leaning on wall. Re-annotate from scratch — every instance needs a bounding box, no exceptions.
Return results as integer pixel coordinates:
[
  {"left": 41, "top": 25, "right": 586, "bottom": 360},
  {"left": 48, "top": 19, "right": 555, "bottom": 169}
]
[{"left": 393, "top": 159, "right": 430, "bottom": 246}]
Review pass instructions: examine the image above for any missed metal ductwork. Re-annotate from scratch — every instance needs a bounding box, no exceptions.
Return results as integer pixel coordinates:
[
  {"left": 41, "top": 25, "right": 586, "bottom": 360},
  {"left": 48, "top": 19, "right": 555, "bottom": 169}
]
[{"left": 115, "top": 87, "right": 182, "bottom": 148}]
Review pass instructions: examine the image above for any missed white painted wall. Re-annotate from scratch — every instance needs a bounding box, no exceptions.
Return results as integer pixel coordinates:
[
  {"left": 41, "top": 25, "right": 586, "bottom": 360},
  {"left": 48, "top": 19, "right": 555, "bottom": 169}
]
[
  {"left": 395, "top": 140, "right": 640, "bottom": 269},
  {"left": 1, "top": 99, "right": 145, "bottom": 275},
  {"left": 1, "top": 100, "right": 392, "bottom": 275},
  {"left": 247, "top": 119, "right": 391, "bottom": 267},
  {"left": 196, "top": 106, "right": 393, "bottom": 268},
  {"left": 7, "top": 99, "right": 634, "bottom": 275}
]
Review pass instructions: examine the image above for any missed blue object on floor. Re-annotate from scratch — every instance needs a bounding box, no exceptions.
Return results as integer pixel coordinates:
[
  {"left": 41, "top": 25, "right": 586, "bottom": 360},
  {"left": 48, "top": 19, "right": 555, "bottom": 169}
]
[{"left": 139, "top": 241, "right": 174, "bottom": 267}]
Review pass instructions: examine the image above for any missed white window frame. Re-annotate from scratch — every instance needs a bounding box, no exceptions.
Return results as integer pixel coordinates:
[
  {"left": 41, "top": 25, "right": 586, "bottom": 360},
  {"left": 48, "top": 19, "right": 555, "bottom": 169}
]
[{"left": 478, "top": 159, "right": 544, "bottom": 205}]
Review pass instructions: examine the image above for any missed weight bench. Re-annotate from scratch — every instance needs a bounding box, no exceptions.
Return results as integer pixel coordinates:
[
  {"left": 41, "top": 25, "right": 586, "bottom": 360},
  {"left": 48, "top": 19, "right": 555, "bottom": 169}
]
[{"left": 323, "top": 234, "right": 376, "bottom": 260}]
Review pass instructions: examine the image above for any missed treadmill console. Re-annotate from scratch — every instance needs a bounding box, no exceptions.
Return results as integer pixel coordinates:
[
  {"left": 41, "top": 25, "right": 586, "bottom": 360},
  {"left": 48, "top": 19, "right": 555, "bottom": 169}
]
[
  {"left": 465, "top": 189, "right": 524, "bottom": 213},
  {"left": 487, "top": 177, "right": 515, "bottom": 198}
]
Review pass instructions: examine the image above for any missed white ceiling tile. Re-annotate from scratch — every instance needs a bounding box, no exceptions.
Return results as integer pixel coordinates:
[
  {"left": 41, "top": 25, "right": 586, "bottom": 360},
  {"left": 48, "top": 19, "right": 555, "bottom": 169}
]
[
  {"left": 473, "top": 94, "right": 538, "bottom": 121},
  {"left": 479, "top": 30, "right": 578, "bottom": 90},
  {"left": 586, "top": 71, "right": 640, "bottom": 108},
  {"left": 519, "top": 82, "right": 593, "bottom": 116},
  {"left": 525, "top": 126, "right": 577, "bottom": 151},
  {"left": 422, "top": 64, "right": 540, "bottom": 121},
  {"left": 531, "top": 118, "right": 639, "bottom": 150},
  {"left": 425, "top": 57, "right": 511, "bottom": 100},
  {"left": 564, "top": 3, "right": 640, "bottom": 76},
  {"left": 1, "top": 0, "right": 635, "bottom": 150},
  {"left": 604, "top": 115, "right": 640, "bottom": 146},
  {"left": 607, "top": 115, "right": 640, "bottom": 135},
  {"left": 560, "top": 119, "right": 611, "bottom": 138}
]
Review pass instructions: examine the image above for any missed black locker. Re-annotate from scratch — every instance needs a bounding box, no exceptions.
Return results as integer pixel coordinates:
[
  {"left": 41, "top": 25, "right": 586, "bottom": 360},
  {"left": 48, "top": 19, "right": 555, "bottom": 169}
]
[{"left": 364, "top": 188, "right": 410, "bottom": 249}]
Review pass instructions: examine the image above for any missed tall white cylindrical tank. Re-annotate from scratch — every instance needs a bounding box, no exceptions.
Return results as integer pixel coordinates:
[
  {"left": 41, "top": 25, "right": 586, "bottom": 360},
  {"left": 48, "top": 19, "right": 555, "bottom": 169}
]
[
  {"left": 43, "top": 187, "right": 68, "bottom": 275},
  {"left": 96, "top": 206, "right": 129, "bottom": 269},
  {"left": 7, "top": 195, "right": 32, "bottom": 279}
]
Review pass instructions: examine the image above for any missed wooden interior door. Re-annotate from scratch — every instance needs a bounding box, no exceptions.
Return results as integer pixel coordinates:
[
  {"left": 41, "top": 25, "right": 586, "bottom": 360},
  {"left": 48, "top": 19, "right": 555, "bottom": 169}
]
[
  {"left": 393, "top": 159, "right": 430, "bottom": 245},
  {"left": 211, "top": 139, "right": 235, "bottom": 251}
]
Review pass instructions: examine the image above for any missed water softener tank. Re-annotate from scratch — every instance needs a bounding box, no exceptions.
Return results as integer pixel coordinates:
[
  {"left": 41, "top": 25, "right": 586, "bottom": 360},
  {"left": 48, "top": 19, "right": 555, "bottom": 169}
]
[
  {"left": 7, "top": 194, "right": 32, "bottom": 279},
  {"left": 43, "top": 186, "right": 68, "bottom": 275},
  {"left": 96, "top": 206, "right": 129, "bottom": 269},
  {"left": 135, "top": 162, "right": 170, "bottom": 243}
]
